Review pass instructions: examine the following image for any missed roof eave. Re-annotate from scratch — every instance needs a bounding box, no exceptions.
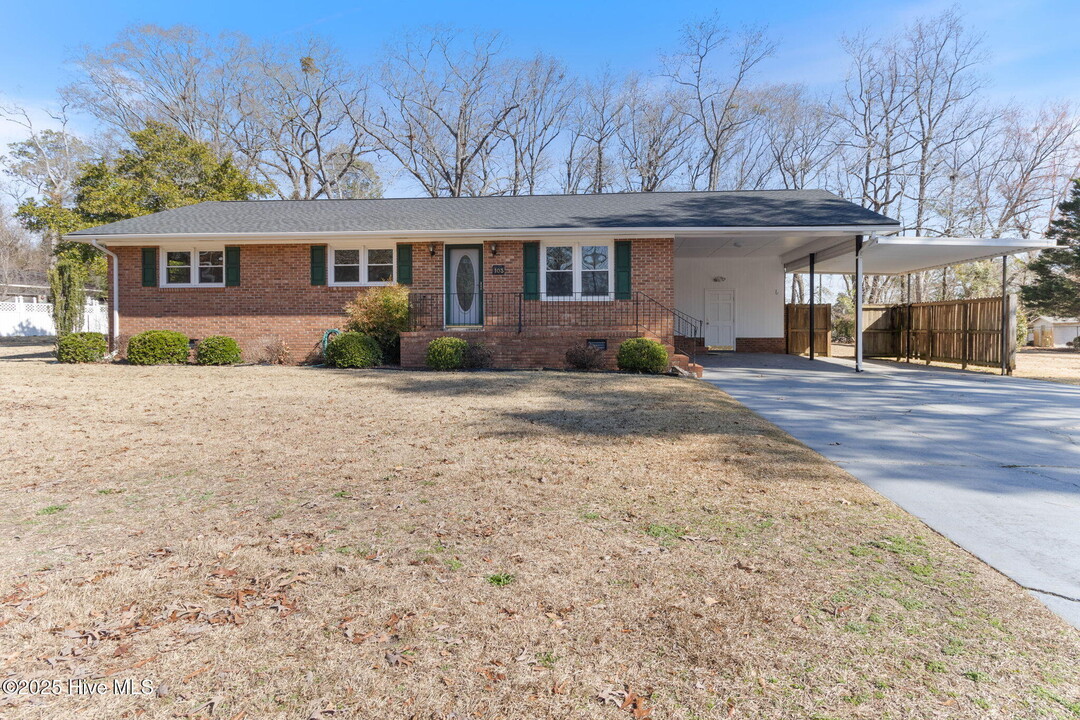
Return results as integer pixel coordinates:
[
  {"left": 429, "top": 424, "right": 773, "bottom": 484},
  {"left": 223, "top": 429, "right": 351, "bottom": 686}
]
[{"left": 65, "top": 223, "right": 901, "bottom": 245}]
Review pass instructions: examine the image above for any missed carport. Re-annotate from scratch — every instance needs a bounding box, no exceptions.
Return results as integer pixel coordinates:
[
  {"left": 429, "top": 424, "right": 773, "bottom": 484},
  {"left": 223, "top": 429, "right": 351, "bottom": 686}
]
[{"left": 783, "top": 235, "right": 1057, "bottom": 373}]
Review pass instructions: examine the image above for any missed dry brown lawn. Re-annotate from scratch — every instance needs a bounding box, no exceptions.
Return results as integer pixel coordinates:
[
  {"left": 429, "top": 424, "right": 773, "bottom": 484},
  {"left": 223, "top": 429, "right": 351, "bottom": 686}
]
[
  {"left": 833, "top": 342, "right": 1080, "bottom": 386},
  {"left": 1, "top": 341, "right": 1078, "bottom": 720}
]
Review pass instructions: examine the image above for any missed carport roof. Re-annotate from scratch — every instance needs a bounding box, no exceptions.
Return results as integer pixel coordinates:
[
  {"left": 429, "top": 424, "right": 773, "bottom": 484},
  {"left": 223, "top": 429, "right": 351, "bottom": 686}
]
[{"left": 784, "top": 235, "right": 1058, "bottom": 275}]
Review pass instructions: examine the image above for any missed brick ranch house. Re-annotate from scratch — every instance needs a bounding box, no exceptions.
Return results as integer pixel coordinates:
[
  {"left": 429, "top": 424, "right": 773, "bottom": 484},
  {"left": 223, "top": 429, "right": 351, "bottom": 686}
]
[{"left": 66, "top": 190, "right": 902, "bottom": 369}]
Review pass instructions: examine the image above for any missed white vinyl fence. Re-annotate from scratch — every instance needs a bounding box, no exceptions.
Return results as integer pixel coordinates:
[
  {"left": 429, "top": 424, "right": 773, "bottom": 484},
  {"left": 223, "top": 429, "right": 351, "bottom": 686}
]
[{"left": 0, "top": 299, "right": 108, "bottom": 337}]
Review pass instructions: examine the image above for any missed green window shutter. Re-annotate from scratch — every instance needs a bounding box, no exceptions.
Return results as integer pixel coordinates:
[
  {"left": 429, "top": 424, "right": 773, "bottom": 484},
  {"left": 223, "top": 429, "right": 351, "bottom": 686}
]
[
  {"left": 614, "top": 240, "right": 632, "bottom": 300},
  {"left": 396, "top": 244, "right": 413, "bottom": 285},
  {"left": 225, "top": 246, "right": 241, "bottom": 286},
  {"left": 141, "top": 247, "right": 158, "bottom": 287},
  {"left": 523, "top": 242, "right": 540, "bottom": 300},
  {"left": 310, "top": 245, "right": 327, "bottom": 286}
]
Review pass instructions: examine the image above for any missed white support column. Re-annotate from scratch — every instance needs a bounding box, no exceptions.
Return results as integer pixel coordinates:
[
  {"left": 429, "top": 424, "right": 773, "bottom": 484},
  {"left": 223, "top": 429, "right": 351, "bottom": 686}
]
[{"left": 855, "top": 235, "right": 864, "bottom": 373}]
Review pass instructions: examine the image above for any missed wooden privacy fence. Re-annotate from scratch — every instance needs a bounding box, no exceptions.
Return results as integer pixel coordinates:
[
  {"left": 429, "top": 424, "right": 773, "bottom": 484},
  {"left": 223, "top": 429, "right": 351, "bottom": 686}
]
[
  {"left": 784, "top": 303, "right": 832, "bottom": 357},
  {"left": 862, "top": 295, "right": 1017, "bottom": 372}
]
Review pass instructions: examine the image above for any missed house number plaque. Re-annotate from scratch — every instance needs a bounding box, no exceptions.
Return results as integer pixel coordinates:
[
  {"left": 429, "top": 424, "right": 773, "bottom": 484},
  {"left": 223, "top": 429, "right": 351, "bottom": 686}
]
[{"left": 491, "top": 265, "right": 506, "bottom": 275}]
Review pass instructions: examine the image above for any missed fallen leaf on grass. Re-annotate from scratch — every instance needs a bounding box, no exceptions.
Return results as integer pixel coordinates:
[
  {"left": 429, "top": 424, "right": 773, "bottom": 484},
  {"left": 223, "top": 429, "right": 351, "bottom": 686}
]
[
  {"left": 183, "top": 664, "right": 212, "bottom": 683},
  {"left": 385, "top": 650, "right": 413, "bottom": 667}
]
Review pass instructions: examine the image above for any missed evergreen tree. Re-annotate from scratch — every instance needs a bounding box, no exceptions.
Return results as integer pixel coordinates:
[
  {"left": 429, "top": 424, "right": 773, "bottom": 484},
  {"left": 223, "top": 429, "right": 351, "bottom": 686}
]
[{"left": 1021, "top": 179, "right": 1080, "bottom": 319}]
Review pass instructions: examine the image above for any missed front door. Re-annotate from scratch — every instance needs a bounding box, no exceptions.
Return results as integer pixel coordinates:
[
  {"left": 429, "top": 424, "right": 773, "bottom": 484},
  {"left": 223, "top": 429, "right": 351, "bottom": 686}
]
[
  {"left": 704, "top": 289, "right": 735, "bottom": 350},
  {"left": 446, "top": 246, "right": 483, "bottom": 326}
]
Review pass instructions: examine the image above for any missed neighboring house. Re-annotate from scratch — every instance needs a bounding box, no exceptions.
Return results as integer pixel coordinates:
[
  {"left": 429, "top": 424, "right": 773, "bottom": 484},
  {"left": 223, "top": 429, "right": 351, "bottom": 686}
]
[
  {"left": 1031, "top": 316, "right": 1080, "bottom": 348},
  {"left": 64, "top": 190, "right": 1047, "bottom": 369}
]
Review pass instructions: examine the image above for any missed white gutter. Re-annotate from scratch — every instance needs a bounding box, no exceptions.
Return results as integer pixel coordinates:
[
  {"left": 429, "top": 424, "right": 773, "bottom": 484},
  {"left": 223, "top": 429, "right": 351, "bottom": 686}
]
[{"left": 87, "top": 239, "right": 120, "bottom": 348}]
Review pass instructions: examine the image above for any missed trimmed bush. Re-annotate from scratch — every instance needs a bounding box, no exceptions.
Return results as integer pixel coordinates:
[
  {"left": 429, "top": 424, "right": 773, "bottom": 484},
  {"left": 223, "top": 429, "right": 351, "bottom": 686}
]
[
  {"left": 56, "top": 332, "right": 108, "bottom": 363},
  {"left": 324, "top": 331, "right": 382, "bottom": 368},
  {"left": 126, "top": 330, "right": 190, "bottom": 365},
  {"left": 343, "top": 284, "right": 410, "bottom": 364},
  {"left": 425, "top": 337, "right": 468, "bottom": 370},
  {"left": 565, "top": 343, "right": 605, "bottom": 371},
  {"left": 195, "top": 335, "right": 242, "bottom": 365},
  {"left": 616, "top": 337, "right": 669, "bottom": 374},
  {"left": 463, "top": 342, "right": 494, "bottom": 369}
]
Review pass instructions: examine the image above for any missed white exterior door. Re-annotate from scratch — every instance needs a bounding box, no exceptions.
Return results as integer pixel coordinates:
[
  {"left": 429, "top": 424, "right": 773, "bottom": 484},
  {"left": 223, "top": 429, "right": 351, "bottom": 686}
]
[
  {"left": 446, "top": 247, "right": 482, "bottom": 325},
  {"left": 704, "top": 290, "right": 735, "bottom": 350}
]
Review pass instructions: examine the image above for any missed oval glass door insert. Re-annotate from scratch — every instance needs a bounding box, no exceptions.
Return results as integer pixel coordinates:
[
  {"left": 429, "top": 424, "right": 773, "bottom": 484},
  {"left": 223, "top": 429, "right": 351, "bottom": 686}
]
[{"left": 456, "top": 255, "right": 475, "bottom": 312}]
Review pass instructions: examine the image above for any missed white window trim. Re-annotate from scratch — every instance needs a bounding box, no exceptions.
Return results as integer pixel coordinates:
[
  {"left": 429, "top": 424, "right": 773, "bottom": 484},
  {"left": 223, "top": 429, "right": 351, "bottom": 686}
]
[
  {"left": 159, "top": 246, "right": 226, "bottom": 288},
  {"left": 328, "top": 244, "right": 396, "bottom": 287},
  {"left": 539, "top": 240, "right": 614, "bottom": 301}
]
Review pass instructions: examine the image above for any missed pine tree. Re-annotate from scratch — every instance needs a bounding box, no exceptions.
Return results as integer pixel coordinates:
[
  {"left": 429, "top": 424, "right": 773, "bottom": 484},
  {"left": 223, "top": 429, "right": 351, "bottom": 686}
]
[{"left": 1021, "top": 179, "right": 1080, "bottom": 319}]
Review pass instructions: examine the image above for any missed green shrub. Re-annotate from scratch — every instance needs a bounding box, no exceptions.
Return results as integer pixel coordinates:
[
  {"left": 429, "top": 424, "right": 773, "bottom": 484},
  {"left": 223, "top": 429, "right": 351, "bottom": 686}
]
[
  {"left": 463, "top": 342, "right": 494, "bottom": 369},
  {"left": 56, "top": 332, "right": 108, "bottom": 363},
  {"left": 426, "top": 337, "right": 468, "bottom": 370},
  {"left": 565, "top": 343, "right": 605, "bottom": 370},
  {"left": 616, "top": 337, "right": 669, "bottom": 374},
  {"left": 195, "top": 335, "right": 242, "bottom": 365},
  {"left": 324, "top": 331, "right": 382, "bottom": 368},
  {"left": 126, "top": 330, "right": 190, "bottom": 365},
  {"left": 344, "top": 284, "right": 410, "bottom": 364}
]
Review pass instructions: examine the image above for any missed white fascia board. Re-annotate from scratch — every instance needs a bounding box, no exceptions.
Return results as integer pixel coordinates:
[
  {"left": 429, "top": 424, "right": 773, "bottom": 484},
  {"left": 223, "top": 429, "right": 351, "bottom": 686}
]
[{"left": 63, "top": 224, "right": 900, "bottom": 246}]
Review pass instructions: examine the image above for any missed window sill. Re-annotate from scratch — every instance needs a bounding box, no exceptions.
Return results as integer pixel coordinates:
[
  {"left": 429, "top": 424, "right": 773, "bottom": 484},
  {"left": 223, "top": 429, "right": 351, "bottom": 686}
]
[
  {"left": 160, "top": 283, "right": 226, "bottom": 289},
  {"left": 539, "top": 295, "right": 615, "bottom": 302},
  {"left": 328, "top": 282, "right": 394, "bottom": 288}
]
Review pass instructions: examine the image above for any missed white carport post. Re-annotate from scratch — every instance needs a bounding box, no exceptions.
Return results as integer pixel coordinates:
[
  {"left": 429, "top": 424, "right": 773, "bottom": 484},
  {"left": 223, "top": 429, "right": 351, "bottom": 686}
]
[{"left": 855, "top": 235, "right": 864, "bottom": 373}]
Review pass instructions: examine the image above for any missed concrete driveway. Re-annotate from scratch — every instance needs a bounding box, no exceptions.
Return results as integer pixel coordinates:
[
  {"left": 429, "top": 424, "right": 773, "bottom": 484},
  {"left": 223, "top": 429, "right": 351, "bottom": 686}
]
[{"left": 700, "top": 353, "right": 1080, "bottom": 628}]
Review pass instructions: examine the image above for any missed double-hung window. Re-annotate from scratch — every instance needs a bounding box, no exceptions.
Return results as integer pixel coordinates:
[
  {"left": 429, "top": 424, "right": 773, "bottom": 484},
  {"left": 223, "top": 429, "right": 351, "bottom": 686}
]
[
  {"left": 330, "top": 246, "right": 395, "bottom": 286},
  {"left": 162, "top": 247, "right": 225, "bottom": 287},
  {"left": 542, "top": 242, "right": 612, "bottom": 299}
]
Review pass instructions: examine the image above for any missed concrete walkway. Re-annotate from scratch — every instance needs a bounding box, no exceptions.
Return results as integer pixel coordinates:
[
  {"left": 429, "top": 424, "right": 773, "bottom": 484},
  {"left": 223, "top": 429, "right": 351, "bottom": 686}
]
[{"left": 700, "top": 353, "right": 1080, "bottom": 628}]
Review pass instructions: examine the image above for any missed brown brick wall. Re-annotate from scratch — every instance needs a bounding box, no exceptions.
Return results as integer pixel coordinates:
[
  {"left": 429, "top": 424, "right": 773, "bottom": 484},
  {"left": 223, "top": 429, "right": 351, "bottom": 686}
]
[
  {"left": 736, "top": 337, "right": 786, "bottom": 353},
  {"left": 109, "top": 244, "right": 370, "bottom": 362},
  {"left": 400, "top": 329, "right": 671, "bottom": 370},
  {"left": 106, "top": 237, "right": 676, "bottom": 366}
]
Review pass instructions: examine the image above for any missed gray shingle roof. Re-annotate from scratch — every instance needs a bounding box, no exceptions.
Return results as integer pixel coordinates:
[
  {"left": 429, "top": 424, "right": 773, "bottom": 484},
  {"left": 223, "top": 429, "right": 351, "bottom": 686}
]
[{"left": 68, "top": 190, "right": 898, "bottom": 237}]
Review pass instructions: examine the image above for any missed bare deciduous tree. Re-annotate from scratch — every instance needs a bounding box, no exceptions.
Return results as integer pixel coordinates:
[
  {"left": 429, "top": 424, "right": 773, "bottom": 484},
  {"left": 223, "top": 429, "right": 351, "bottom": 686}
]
[
  {"left": 64, "top": 25, "right": 379, "bottom": 200},
  {"left": 664, "top": 16, "right": 775, "bottom": 191},
  {"left": 503, "top": 54, "right": 572, "bottom": 195},
  {"left": 367, "top": 29, "right": 522, "bottom": 197}
]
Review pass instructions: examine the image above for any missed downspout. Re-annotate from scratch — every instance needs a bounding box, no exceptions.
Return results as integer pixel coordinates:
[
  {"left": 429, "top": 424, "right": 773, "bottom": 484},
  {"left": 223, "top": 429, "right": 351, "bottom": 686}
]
[{"left": 87, "top": 238, "right": 120, "bottom": 352}]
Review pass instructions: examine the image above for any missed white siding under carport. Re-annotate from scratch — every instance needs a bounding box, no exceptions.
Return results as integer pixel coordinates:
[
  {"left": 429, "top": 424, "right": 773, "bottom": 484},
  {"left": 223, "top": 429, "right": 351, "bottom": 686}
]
[{"left": 674, "top": 256, "right": 786, "bottom": 343}]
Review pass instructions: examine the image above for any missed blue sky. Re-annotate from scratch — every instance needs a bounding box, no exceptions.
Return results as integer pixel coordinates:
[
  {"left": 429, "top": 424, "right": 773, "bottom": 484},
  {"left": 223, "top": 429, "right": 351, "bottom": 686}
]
[{"left": 2, "top": 0, "right": 1078, "bottom": 152}]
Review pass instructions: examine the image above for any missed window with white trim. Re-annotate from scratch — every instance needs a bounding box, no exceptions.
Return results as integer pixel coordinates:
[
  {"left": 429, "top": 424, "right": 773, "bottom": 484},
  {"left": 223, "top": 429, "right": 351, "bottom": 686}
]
[
  {"left": 541, "top": 242, "right": 612, "bottom": 298},
  {"left": 330, "top": 245, "right": 395, "bottom": 286},
  {"left": 162, "top": 247, "right": 225, "bottom": 287}
]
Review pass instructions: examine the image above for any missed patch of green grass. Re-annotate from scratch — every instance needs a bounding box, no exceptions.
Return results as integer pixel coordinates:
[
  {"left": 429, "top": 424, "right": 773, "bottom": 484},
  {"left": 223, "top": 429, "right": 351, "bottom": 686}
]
[
  {"left": 445, "top": 558, "right": 464, "bottom": 571},
  {"left": 868, "top": 536, "right": 926, "bottom": 555},
  {"left": 972, "top": 698, "right": 990, "bottom": 710},
  {"left": 962, "top": 670, "right": 989, "bottom": 683},
  {"left": 96, "top": 488, "right": 122, "bottom": 495},
  {"left": 1032, "top": 686, "right": 1080, "bottom": 715},
  {"left": 843, "top": 621, "right": 869, "bottom": 634},
  {"left": 536, "top": 652, "right": 559, "bottom": 669},
  {"left": 942, "top": 639, "right": 965, "bottom": 656},
  {"left": 645, "top": 523, "right": 684, "bottom": 540},
  {"left": 267, "top": 510, "right": 284, "bottom": 520},
  {"left": 485, "top": 572, "right": 515, "bottom": 587},
  {"left": 331, "top": 490, "right": 351, "bottom": 498},
  {"left": 580, "top": 511, "right": 601, "bottom": 520},
  {"left": 896, "top": 597, "right": 924, "bottom": 611},
  {"left": 925, "top": 661, "right": 947, "bottom": 673},
  {"left": 908, "top": 562, "right": 935, "bottom": 577},
  {"left": 849, "top": 545, "right": 873, "bottom": 557},
  {"left": 37, "top": 504, "right": 67, "bottom": 515}
]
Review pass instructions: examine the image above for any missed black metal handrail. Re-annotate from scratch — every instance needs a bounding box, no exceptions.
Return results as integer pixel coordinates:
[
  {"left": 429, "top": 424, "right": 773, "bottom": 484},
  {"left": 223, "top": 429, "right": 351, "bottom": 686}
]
[{"left": 408, "top": 291, "right": 703, "bottom": 361}]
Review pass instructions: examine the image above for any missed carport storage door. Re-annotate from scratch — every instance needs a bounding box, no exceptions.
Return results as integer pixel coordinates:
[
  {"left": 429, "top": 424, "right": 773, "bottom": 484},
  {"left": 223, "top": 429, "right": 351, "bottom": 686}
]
[{"left": 704, "top": 290, "right": 735, "bottom": 350}]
